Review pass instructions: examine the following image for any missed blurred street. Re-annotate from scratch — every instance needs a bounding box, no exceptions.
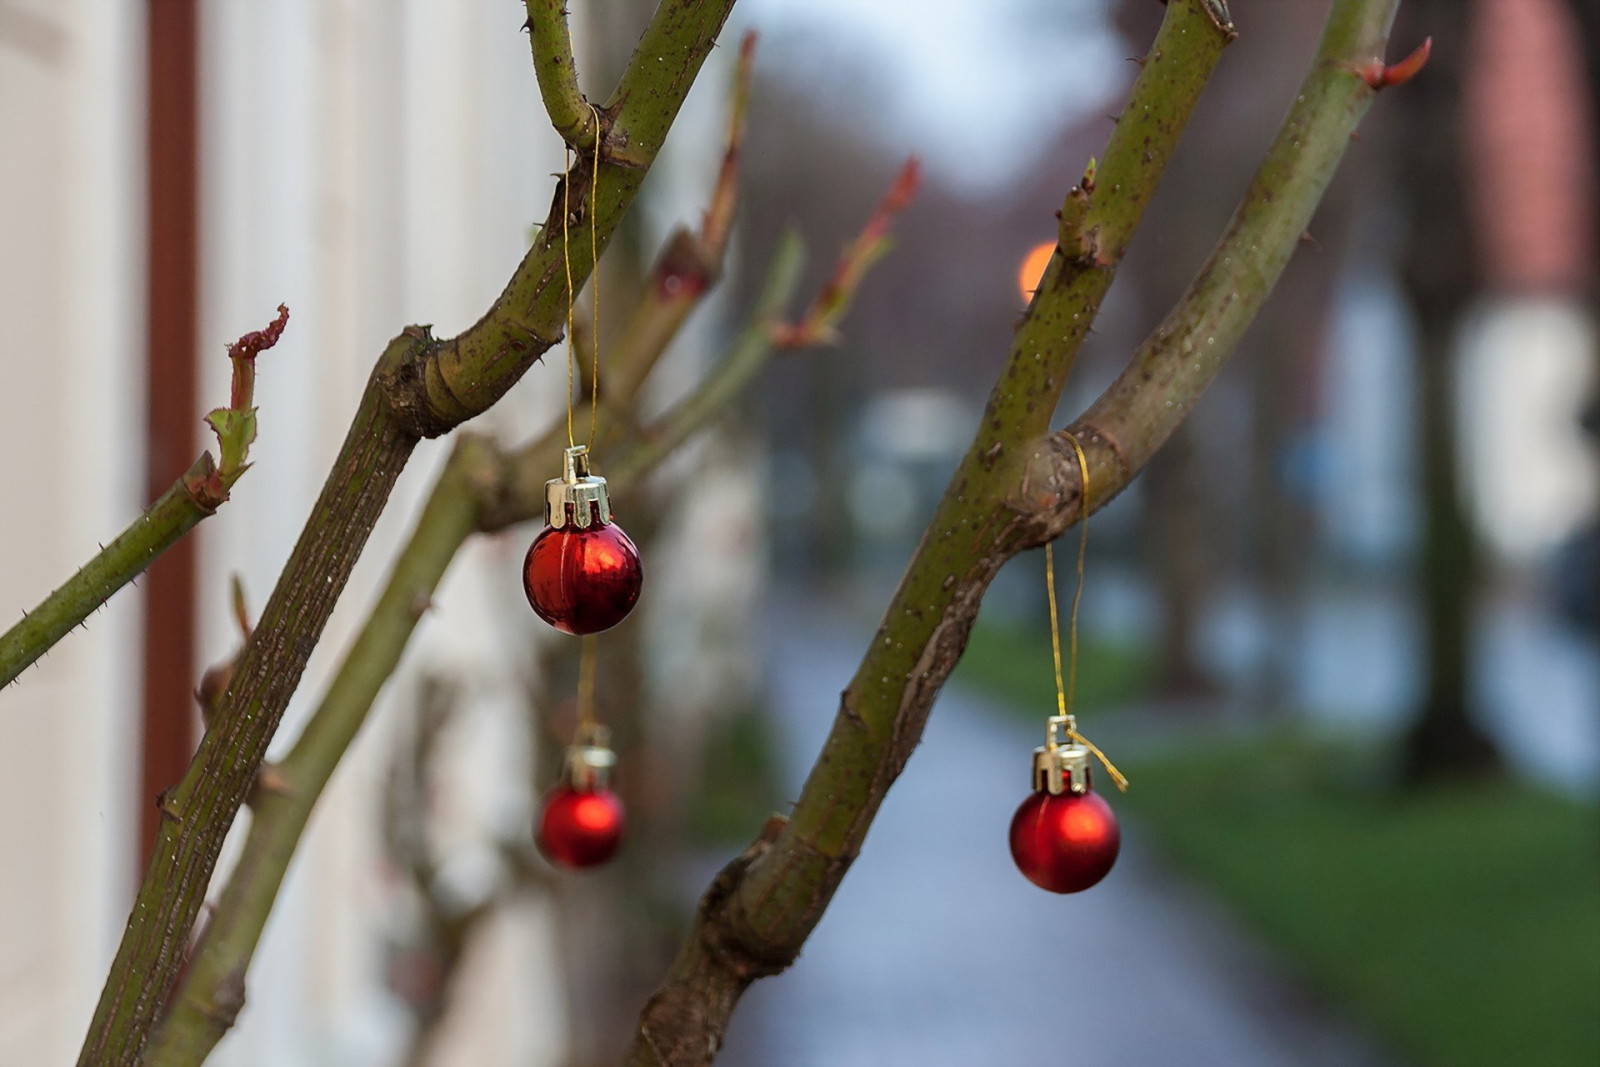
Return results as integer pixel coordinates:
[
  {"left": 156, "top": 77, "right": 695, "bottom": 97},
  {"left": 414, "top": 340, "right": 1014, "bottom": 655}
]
[{"left": 716, "top": 594, "right": 1397, "bottom": 1067}]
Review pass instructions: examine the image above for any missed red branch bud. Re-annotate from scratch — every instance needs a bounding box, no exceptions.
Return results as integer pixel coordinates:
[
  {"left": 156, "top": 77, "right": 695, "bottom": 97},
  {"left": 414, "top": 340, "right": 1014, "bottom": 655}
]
[
  {"left": 225, "top": 304, "right": 289, "bottom": 413},
  {"left": 227, "top": 303, "right": 290, "bottom": 363},
  {"left": 774, "top": 157, "right": 921, "bottom": 348},
  {"left": 1358, "top": 36, "right": 1432, "bottom": 90}
]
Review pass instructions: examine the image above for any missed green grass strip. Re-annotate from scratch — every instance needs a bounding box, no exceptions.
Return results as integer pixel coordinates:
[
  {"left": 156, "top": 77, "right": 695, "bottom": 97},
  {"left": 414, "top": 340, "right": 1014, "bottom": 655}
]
[{"left": 1122, "top": 736, "right": 1600, "bottom": 1067}]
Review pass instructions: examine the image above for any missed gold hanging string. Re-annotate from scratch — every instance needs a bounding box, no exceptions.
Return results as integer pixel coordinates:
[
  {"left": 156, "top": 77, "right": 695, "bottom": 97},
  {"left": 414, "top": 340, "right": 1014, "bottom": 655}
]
[
  {"left": 557, "top": 114, "right": 607, "bottom": 752},
  {"left": 1045, "top": 542, "right": 1069, "bottom": 721},
  {"left": 1045, "top": 432, "right": 1129, "bottom": 793},
  {"left": 559, "top": 105, "right": 606, "bottom": 453},
  {"left": 587, "top": 105, "right": 602, "bottom": 448},
  {"left": 576, "top": 633, "right": 599, "bottom": 733},
  {"left": 561, "top": 140, "right": 578, "bottom": 450}
]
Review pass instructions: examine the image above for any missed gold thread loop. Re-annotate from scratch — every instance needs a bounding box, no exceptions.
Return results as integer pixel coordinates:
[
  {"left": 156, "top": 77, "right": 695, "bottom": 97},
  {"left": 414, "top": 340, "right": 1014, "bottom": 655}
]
[
  {"left": 1068, "top": 724, "right": 1130, "bottom": 793},
  {"left": 1045, "top": 542, "right": 1069, "bottom": 720},
  {"left": 587, "top": 104, "right": 602, "bottom": 448},
  {"left": 577, "top": 633, "right": 598, "bottom": 732},
  {"left": 561, "top": 142, "right": 577, "bottom": 450},
  {"left": 1043, "top": 431, "right": 1129, "bottom": 793},
  {"left": 560, "top": 105, "right": 606, "bottom": 453}
]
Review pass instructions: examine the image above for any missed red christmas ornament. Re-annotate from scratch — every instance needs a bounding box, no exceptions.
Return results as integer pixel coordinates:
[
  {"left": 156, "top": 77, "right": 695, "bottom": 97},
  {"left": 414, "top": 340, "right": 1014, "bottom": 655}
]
[
  {"left": 536, "top": 784, "right": 625, "bottom": 869},
  {"left": 1009, "top": 721, "right": 1120, "bottom": 893},
  {"left": 536, "top": 734, "right": 625, "bottom": 870},
  {"left": 1009, "top": 787, "right": 1119, "bottom": 894},
  {"left": 523, "top": 446, "right": 642, "bottom": 635}
]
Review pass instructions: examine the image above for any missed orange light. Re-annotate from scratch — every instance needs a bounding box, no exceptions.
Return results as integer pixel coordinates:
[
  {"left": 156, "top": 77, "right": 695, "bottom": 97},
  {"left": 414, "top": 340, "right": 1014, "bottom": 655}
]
[{"left": 1017, "top": 241, "right": 1055, "bottom": 303}]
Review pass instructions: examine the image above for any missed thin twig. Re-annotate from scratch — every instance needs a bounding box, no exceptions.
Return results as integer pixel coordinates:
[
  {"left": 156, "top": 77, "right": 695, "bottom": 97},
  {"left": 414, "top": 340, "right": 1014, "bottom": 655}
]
[
  {"left": 0, "top": 305, "right": 288, "bottom": 688},
  {"left": 608, "top": 232, "right": 805, "bottom": 491}
]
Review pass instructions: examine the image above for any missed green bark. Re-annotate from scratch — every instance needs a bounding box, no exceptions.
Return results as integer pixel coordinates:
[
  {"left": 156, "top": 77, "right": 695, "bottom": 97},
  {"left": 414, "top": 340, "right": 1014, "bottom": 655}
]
[{"left": 0, "top": 460, "right": 213, "bottom": 687}]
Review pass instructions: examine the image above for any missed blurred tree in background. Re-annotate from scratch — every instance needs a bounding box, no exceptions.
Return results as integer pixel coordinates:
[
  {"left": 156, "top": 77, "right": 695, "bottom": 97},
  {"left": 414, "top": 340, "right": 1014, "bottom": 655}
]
[{"left": 1391, "top": 0, "right": 1503, "bottom": 782}]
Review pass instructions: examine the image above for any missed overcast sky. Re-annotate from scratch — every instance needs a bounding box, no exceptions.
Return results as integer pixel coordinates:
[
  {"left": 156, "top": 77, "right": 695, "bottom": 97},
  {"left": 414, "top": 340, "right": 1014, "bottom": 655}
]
[{"left": 735, "top": 0, "right": 1126, "bottom": 192}]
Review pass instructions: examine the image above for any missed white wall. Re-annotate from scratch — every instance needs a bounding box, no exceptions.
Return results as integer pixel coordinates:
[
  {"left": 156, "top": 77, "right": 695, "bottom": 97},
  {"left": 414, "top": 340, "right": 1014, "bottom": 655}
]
[
  {"left": 0, "top": 1, "right": 740, "bottom": 1060},
  {"left": 197, "top": 1, "right": 574, "bottom": 1062},
  {"left": 0, "top": 1, "right": 143, "bottom": 1062}
]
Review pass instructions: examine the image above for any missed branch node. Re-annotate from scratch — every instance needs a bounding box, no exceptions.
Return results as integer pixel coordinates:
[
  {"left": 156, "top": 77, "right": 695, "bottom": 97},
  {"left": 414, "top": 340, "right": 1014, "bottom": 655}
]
[
  {"left": 1197, "top": 0, "right": 1236, "bottom": 41},
  {"left": 373, "top": 325, "right": 475, "bottom": 439},
  {"left": 254, "top": 763, "right": 292, "bottom": 799},
  {"left": 155, "top": 789, "right": 182, "bottom": 823}
]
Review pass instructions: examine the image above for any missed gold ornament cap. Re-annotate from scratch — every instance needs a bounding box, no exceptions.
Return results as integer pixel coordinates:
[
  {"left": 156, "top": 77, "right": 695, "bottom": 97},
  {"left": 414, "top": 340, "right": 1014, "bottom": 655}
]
[
  {"left": 564, "top": 724, "right": 616, "bottom": 791},
  {"left": 1032, "top": 715, "right": 1092, "bottom": 795},
  {"left": 546, "top": 445, "right": 612, "bottom": 530}
]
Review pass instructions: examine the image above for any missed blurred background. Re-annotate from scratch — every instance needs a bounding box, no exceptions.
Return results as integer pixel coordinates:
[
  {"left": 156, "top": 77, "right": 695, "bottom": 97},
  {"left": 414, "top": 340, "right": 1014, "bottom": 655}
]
[{"left": 0, "top": 1, "right": 1594, "bottom": 1065}]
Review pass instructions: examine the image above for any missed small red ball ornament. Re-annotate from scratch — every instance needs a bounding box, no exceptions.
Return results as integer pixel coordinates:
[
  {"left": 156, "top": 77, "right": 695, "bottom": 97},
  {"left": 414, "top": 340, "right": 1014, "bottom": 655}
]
[
  {"left": 536, "top": 733, "right": 625, "bottom": 870},
  {"left": 536, "top": 784, "right": 625, "bottom": 869},
  {"left": 1009, "top": 722, "right": 1120, "bottom": 893},
  {"left": 1009, "top": 787, "right": 1120, "bottom": 894},
  {"left": 523, "top": 446, "right": 642, "bottom": 635}
]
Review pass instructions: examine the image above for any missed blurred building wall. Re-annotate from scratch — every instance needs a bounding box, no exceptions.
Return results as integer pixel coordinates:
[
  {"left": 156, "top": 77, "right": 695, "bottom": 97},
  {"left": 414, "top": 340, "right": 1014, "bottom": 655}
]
[
  {"left": 1462, "top": 0, "right": 1598, "bottom": 560},
  {"left": 0, "top": 0, "right": 605, "bottom": 1062},
  {"left": 0, "top": 2, "right": 143, "bottom": 1062},
  {"left": 194, "top": 2, "right": 575, "bottom": 1062},
  {"left": 181, "top": 1, "right": 735, "bottom": 1063}
]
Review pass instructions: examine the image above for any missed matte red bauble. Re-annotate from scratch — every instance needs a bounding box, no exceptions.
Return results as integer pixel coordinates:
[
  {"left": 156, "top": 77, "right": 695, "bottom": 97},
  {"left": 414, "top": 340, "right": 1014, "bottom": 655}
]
[
  {"left": 1008, "top": 787, "right": 1120, "bottom": 894},
  {"left": 536, "top": 784, "right": 625, "bottom": 869},
  {"left": 523, "top": 445, "right": 642, "bottom": 635}
]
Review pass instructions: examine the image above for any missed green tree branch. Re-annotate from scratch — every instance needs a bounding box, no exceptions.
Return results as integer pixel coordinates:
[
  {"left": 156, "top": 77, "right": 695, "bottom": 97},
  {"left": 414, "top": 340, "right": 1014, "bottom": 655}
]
[
  {"left": 1069, "top": 6, "right": 1418, "bottom": 492},
  {"left": 79, "top": 4, "right": 736, "bottom": 1062},
  {"left": 148, "top": 136, "right": 909, "bottom": 1052},
  {"left": 626, "top": 0, "right": 1417, "bottom": 1060},
  {"left": 526, "top": 0, "right": 593, "bottom": 148},
  {"left": 144, "top": 231, "right": 813, "bottom": 1066},
  {"left": 0, "top": 305, "right": 289, "bottom": 688}
]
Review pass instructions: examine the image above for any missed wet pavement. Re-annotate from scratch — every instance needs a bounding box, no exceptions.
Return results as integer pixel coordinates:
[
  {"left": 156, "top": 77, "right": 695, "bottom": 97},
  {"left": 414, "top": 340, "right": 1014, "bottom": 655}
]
[{"left": 716, "top": 598, "right": 1396, "bottom": 1067}]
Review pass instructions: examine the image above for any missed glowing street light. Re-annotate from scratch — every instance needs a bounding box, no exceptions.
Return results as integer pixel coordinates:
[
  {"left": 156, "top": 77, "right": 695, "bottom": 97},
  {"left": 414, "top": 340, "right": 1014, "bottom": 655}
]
[{"left": 1018, "top": 241, "right": 1055, "bottom": 304}]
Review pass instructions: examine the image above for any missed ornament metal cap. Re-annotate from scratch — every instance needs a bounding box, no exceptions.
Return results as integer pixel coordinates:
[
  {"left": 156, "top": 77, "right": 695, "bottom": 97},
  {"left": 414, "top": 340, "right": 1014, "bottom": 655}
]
[
  {"left": 564, "top": 726, "right": 616, "bottom": 791},
  {"left": 1032, "top": 715, "right": 1092, "bottom": 795},
  {"left": 546, "top": 445, "right": 612, "bottom": 530}
]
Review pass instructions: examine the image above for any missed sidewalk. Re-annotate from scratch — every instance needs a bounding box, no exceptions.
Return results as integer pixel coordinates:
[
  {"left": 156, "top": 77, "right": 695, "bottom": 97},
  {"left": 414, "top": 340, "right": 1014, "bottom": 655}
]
[{"left": 716, "top": 598, "right": 1395, "bottom": 1067}]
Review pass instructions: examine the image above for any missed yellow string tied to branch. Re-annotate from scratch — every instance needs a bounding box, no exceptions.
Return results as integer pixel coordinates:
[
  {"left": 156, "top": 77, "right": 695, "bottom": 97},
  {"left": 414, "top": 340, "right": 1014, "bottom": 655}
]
[
  {"left": 1045, "top": 432, "right": 1129, "bottom": 793},
  {"left": 561, "top": 106, "right": 605, "bottom": 451}
]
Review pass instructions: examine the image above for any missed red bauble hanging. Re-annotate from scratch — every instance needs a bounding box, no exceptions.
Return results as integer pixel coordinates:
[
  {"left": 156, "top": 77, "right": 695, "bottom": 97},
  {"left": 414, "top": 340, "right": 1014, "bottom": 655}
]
[
  {"left": 537, "top": 784, "right": 625, "bottom": 869},
  {"left": 1010, "top": 787, "right": 1120, "bottom": 893},
  {"left": 536, "top": 735, "right": 625, "bottom": 870},
  {"left": 1009, "top": 723, "right": 1120, "bottom": 893},
  {"left": 523, "top": 445, "right": 642, "bottom": 635}
]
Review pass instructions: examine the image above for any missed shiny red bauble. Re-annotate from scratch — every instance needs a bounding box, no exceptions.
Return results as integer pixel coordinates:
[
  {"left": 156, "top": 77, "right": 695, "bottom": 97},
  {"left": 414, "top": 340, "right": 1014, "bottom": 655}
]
[
  {"left": 535, "top": 784, "right": 626, "bottom": 869},
  {"left": 1008, "top": 787, "right": 1120, "bottom": 893},
  {"left": 522, "top": 517, "right": 642, "bottom": 635}
]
